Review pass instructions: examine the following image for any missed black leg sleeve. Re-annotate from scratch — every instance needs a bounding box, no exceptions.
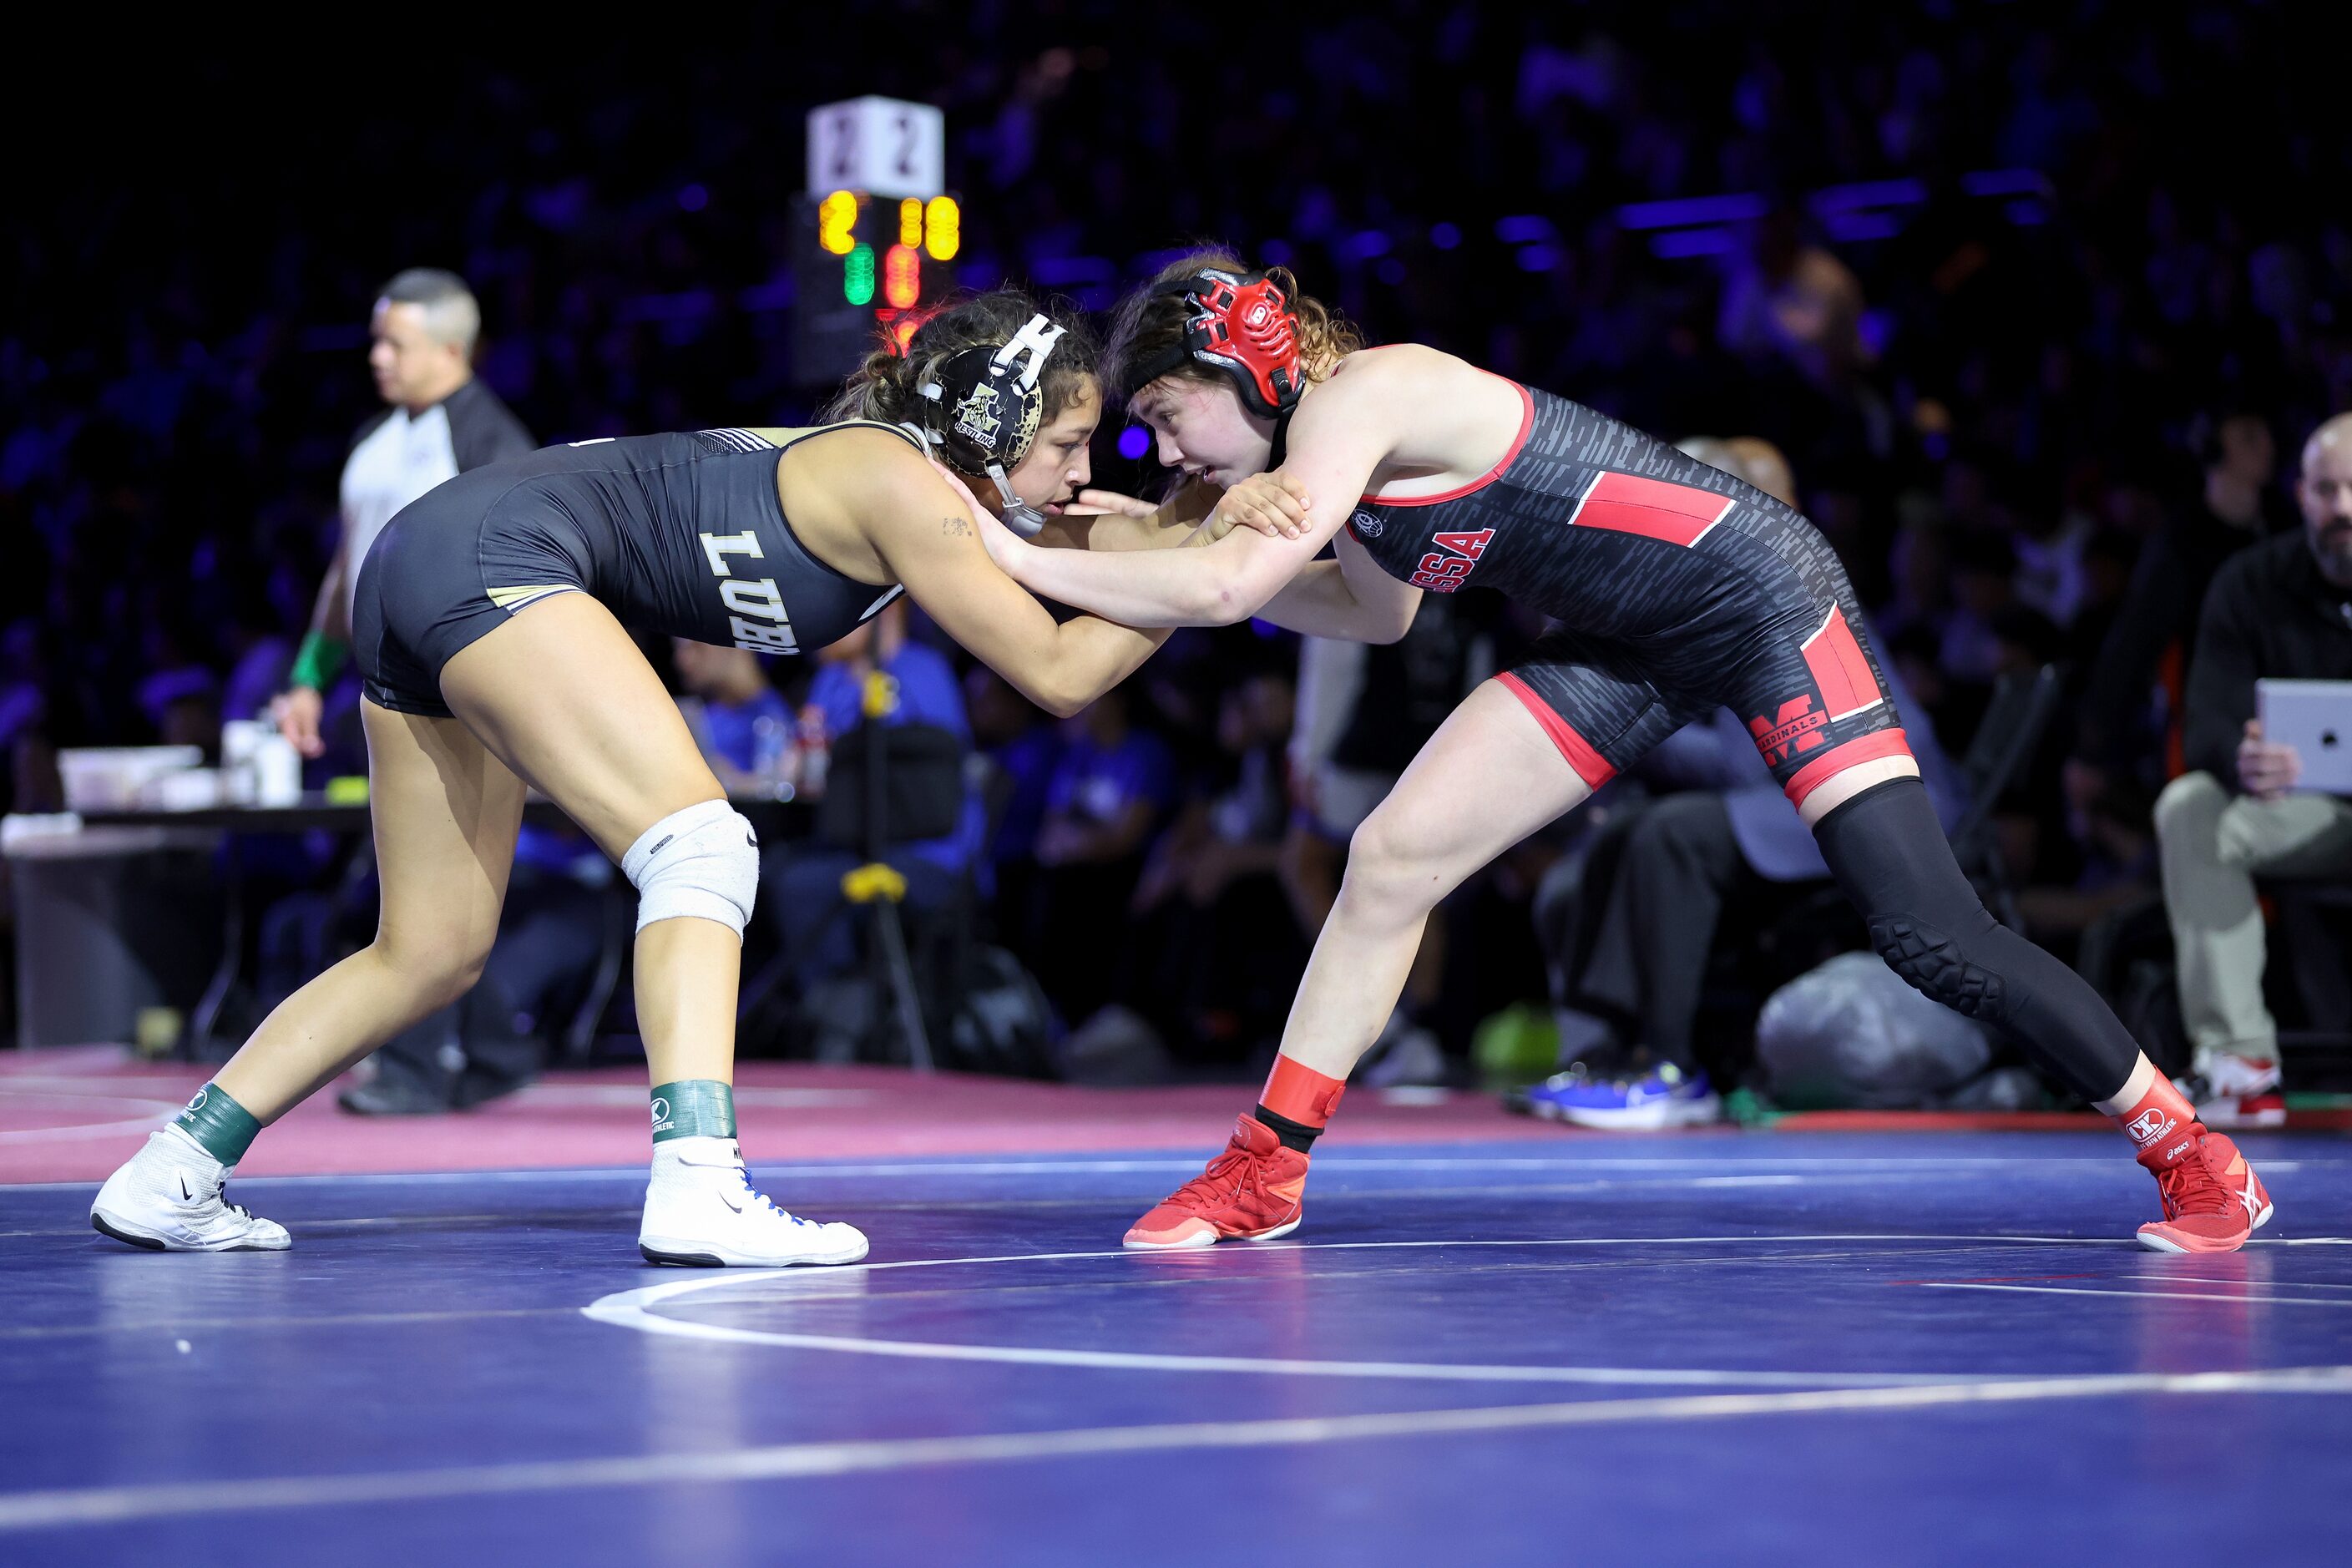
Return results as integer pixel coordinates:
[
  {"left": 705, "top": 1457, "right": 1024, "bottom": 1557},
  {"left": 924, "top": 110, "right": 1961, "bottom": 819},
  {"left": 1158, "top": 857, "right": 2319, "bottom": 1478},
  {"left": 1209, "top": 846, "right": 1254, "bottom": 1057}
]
[{"left": 1811, "top": 776, "right": 2139, "bottom": 1101}]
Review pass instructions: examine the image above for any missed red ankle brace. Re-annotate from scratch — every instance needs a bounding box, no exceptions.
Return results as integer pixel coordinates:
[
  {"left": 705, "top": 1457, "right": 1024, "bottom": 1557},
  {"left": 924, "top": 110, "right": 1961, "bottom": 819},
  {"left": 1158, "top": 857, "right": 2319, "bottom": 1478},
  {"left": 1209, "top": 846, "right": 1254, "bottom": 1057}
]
[
  {"left": 1261, "top": 1055, "right": 1346, "bottom": 1129},
  {"left": 2113, "top": 1075, "right": 2200, "bottom": 1166}
]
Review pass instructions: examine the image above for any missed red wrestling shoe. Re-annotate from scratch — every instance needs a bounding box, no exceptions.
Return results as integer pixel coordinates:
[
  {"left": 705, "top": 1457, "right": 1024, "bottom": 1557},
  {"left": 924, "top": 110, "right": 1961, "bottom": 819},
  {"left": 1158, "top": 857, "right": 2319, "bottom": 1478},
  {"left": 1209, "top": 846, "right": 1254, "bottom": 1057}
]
[
  {"left": 1124, "top": 1115, "right": 1311, "bottom": 1250},
  {"left": 2137, "top": 1127, "right": 2274, "bottom": 1254}
]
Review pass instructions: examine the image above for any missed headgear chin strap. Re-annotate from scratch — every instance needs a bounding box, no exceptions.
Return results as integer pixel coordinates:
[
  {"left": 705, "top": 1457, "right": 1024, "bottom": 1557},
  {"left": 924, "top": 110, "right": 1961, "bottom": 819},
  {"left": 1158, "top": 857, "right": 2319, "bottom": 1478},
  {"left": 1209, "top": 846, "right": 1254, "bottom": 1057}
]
[
  {"left": 909, "top": 313, "right": 1069, "bottom": 539},
  {"left": 1131, "top": 266, "right": 1305, "bottom": 419}
]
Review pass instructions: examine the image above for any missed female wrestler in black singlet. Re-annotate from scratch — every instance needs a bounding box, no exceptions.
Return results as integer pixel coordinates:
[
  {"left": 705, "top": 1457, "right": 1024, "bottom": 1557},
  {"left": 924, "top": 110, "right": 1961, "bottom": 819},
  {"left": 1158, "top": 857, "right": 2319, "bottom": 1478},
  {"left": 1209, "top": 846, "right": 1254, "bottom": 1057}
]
[
  {"left": 90, "top": 291, "right": 1292, "bottom": 1267},
  {"left": 980, "top": 253, "right": 2274, "bottom": 1257}
]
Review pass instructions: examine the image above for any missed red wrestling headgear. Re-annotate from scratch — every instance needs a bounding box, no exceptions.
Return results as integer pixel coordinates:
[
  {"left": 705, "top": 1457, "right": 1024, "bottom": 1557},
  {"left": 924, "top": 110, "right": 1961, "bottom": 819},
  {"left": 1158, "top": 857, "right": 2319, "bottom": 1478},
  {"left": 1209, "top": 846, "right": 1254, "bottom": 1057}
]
[{"left": 1130, "top": 266, "right": 1305, "bottom": 418}]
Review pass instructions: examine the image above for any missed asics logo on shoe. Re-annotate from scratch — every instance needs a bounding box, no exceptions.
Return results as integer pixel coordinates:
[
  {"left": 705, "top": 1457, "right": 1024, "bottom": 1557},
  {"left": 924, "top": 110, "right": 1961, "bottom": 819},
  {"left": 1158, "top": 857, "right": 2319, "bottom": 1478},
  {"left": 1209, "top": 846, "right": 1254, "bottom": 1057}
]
[
  {"left": 2126, "top": 1109, "right": 2173, "bottom": 1145},
  {"left": 2224, "top": 1156, "right": 2263, "bottom": 1219}
]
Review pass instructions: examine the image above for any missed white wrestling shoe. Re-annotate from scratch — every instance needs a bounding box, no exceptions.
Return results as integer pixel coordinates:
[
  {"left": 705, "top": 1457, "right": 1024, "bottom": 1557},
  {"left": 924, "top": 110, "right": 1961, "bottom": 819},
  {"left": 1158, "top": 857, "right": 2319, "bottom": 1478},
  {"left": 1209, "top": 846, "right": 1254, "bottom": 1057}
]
[
  {"left": 2177, "top": 1054, "right": 2287, "bottom": 1131},
  {"left": 638, "top": 1137, "right": 868, "bottom": 1267},
  {"left": 91, "top": 1126, "right": 291, "bottom": 1252}
]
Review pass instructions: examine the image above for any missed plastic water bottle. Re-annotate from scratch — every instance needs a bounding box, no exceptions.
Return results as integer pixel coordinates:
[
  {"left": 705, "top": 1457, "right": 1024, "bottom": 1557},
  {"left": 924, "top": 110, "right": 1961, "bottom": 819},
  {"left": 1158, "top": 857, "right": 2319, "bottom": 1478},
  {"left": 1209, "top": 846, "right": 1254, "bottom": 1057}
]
[
  {"left": 220, "top": 719, "right": 266, "bottom": 806},
  {"left": 751, "top": 711, "right": 797, "bottom": 800},
  {"left": 797, "top": 707, "right": 830, "bottom": 800},
  {"left": 254, "top": 732, "right": 302, "bottom": 807}
]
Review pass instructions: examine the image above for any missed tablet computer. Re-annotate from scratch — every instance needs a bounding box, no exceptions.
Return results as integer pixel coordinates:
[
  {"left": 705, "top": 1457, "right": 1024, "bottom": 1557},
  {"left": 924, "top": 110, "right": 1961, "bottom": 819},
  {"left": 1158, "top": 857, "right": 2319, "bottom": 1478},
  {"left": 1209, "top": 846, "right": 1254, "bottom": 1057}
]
[{"left": 2256, "top": 679, "right": 2352, "bottom": 795}]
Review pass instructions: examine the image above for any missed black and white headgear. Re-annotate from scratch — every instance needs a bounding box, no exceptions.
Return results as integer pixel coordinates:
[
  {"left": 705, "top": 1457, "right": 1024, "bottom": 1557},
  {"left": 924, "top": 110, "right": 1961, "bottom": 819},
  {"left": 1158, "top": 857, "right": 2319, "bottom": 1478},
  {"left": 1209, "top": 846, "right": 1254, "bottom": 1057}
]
[{"left": 909, "top": 313, "right": 1070, "bottom": 538}]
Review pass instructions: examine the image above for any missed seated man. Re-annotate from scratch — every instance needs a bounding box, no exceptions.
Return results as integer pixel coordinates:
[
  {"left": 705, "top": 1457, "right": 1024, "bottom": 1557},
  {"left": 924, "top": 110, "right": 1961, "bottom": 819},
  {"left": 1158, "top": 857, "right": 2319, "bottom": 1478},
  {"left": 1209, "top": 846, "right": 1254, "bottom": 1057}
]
[
  {"left": 1522, "top": 438, "right": 1965, "bottom": 1128},
  {"left": 1130, "top": 668, "right": 1307, "bottom": 1062},
  {"left": 2152, "top": 412, "right": 2352, "bottom": 1128},
  {"left": 1529, "top": 666, "right": 1965, "bottom": 1126}
]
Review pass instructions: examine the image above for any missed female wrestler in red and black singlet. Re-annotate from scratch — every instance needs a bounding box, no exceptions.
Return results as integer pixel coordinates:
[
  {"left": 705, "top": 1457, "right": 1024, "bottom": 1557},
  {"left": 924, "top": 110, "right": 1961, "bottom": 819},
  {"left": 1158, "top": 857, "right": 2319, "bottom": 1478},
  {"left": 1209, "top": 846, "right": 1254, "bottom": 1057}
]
[{"left": 981, "top": 251, "right": 2273, "bottom": 1257}]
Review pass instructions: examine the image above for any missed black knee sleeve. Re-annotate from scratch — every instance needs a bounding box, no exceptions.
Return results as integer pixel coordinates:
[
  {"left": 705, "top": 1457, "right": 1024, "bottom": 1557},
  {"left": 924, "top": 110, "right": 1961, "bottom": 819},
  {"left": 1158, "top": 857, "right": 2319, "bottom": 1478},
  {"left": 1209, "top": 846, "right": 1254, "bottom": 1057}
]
[
  {"left": 1812, "top": 777, "right": 2137, "bottom": 1101},
  {"left": 1869, "top": 910, "right": 2006, "bottom": 1020}
]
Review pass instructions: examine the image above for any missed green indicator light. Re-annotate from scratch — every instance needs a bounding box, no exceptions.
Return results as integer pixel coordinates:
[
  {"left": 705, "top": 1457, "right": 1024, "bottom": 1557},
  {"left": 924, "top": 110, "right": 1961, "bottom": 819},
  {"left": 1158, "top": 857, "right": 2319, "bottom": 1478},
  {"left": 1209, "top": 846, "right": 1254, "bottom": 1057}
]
[{"left": 843, "top": 243, "right": 876, "bottom": 306}]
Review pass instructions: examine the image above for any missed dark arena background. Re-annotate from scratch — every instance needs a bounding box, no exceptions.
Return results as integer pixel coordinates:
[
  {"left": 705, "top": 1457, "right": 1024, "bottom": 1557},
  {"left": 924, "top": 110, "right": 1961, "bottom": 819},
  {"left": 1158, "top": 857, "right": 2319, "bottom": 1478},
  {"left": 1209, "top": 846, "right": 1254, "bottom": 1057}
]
[{"left": 4, "top": 6, "right": 2350, "bottom": 1565}]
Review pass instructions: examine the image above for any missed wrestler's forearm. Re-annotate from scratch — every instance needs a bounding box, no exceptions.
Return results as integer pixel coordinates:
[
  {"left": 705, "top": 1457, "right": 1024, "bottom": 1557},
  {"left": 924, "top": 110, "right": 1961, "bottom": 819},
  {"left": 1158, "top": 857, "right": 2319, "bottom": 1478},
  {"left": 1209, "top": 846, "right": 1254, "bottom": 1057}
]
[{"left": 1001, "top": 531, "right": 1287, "bottom": 627}]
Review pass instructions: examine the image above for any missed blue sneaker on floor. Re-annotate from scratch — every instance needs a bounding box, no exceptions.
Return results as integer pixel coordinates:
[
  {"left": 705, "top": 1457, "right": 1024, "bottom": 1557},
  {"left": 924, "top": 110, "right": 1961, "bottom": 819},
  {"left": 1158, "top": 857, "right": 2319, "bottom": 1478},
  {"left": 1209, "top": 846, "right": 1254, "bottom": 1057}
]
[{"left": 1521, "top": 1063, "right": 1722, "bottom": 1130}]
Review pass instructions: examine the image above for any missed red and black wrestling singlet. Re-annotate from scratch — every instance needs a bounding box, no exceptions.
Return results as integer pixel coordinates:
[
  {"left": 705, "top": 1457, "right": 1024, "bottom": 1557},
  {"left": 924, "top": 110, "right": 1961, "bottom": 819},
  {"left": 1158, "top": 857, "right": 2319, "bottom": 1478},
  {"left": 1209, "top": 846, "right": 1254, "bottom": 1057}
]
[{"left": 1343, "top": 382, "right": 1909, "bottom": 807}]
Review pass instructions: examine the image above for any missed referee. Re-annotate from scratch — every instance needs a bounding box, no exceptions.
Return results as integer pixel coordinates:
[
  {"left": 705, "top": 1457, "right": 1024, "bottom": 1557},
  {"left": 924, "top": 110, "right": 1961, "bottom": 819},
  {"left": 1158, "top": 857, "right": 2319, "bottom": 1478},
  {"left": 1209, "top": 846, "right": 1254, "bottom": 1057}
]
[{"left": 272, "top": 268, "right": 535, "bottom": 1115}]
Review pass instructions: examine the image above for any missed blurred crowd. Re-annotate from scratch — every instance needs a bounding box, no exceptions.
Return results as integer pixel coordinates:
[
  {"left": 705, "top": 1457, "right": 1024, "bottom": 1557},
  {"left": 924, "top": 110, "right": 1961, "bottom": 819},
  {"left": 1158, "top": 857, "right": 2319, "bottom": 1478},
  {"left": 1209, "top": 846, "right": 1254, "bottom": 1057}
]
[{"left": 4, "top": 3, "right": 2349, "bottom": 1090}]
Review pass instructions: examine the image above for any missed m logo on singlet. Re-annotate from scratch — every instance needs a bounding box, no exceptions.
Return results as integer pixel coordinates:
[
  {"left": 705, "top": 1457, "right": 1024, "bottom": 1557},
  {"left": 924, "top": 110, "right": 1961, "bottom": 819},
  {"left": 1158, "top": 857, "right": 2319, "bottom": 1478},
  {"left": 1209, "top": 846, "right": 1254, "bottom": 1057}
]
[
  {"left": 1748, "top": 696, "right": 1828, "bottom": 766},
  {"left": 1409, "top": 528, "right": 1493, "bottom": 593}
]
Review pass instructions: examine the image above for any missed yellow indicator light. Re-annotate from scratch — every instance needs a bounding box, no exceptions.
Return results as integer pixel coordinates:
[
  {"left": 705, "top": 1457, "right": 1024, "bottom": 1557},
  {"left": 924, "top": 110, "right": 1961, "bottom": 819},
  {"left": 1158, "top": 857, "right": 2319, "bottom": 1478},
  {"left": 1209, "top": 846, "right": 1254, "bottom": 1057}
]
[
  {"left": 817, "top": 190, "right": 858, "bottom": 256},
  {"left": 924, "top": 195, "right": 960, "bottom": 261}
]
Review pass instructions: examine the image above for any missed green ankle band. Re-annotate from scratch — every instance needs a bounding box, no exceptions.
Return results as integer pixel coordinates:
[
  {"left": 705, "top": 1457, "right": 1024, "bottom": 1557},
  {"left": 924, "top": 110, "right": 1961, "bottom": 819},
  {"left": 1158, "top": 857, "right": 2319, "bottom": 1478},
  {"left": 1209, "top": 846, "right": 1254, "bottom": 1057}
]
[
  {"left": 175, "top": 1083, "right": 261, "bottom": 1165},
  {"left": 650, "top": 1080, "right": 736, "bottom": 1143}
]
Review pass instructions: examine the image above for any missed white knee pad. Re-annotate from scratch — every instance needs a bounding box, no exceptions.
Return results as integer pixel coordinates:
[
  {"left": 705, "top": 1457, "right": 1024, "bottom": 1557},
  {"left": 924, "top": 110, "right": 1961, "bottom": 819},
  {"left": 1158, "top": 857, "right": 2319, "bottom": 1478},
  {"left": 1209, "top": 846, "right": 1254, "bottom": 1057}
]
[{"left": 622, "top": 800, "right": 759, "bottom": 937}]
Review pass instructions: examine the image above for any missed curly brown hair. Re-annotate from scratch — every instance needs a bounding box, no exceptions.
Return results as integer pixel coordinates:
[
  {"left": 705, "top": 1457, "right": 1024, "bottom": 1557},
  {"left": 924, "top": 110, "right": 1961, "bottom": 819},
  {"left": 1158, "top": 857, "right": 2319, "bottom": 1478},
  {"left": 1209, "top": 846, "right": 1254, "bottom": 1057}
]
[
  {"left": 1104, "top": 248, "right": 1363, "bottom": 405},
  {"left": 822, "top": 289, "right": 1101, "bottom": 438}
]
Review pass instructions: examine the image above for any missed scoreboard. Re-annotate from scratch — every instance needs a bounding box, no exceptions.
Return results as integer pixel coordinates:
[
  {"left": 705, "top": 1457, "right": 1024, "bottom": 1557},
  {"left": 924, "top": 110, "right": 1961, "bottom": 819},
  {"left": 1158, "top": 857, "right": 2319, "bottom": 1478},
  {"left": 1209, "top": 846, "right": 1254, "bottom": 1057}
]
[
  {"left": 788, "top": 190, "right": 963, "bottom": 386},
  {"left": 820, "top": 190, "right": 959, "bottom": 326},
  {"left": 792, "top": 98, "right": 963, "bottom": 387}
]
